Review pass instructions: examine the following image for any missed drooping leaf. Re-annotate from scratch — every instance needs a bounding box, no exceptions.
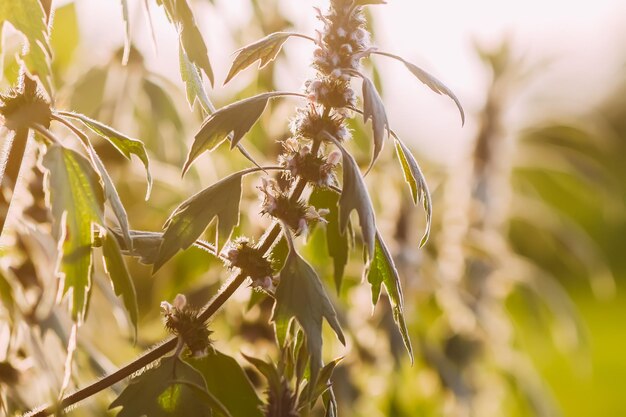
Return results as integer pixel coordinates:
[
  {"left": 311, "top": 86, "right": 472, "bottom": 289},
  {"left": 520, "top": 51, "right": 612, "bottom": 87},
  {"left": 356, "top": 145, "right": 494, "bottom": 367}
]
[
  {"left": 109, "top": 355, "right": 213, "bottom": 417},
  {"left": 331, "top": 140, "right": 376, "bottom": 259},
  {"left": 184, "top": 92, "right": 284, "bottom": 174},
  {"left": 156, "top": 0, "right": 214, "bottom": 86},
  {"left": 0, "top": 0, "right": 52, "bottom": 95},
  {"left": 393, "top": 135, "right": 432, "bottom": 246},
  {"left": 272, "top": 247, "right": 345, "bottom": 387},
  {"left": 119, "top": 0, "right": 131, "bottom": 65},
  {"left": 361, "top": 74, "right": 389, "bottom": 171},
  {"left": 225, "top": 32, "right": 299, "bottom": 84},
  {"left": 154, "top": 170, "right": 247, "bottom": 271},
  {"left": 102, "top": 230, "right": 138, "bottom": 338},
  {"left": 365, "top": 232, "right": 413, "bottom": 362},
  {"left": 57, "top": 111, "right": 152, "bottom": 199},
  {"left": 374, "top": 51, "right": 464, "bottom": 125},
  {"left": 309, "top": 188, "right": 351, "bottom": 292},
  {"left": 179, "top": 45, "right": 213, "bottom": 113},
  {"left": 57, "top": 117, "right": 133, "bottom": 250},
  {"left": 42, "top": 145, "right": 104, "bottom": 323},
  {"left": 188, "top": 350, "right": 263, "bottom": 417}
]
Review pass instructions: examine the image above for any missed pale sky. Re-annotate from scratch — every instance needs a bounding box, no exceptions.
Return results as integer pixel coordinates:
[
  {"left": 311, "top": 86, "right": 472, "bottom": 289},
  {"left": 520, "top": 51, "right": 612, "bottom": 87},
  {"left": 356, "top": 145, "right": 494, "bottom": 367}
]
[{"left": 75, "top": 0, "right": 626, "bottom": 163}]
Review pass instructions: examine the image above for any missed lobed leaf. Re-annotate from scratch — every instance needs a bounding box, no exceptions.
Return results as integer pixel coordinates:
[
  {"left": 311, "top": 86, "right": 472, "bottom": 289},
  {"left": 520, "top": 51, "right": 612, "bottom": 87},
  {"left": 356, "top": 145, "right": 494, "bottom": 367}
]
[
  {"left": 225, "top": 32, "right": 298, "bottom": 84},
  {"left": 184, "top": 92, "right": 284, "bottom": 174},
  {"left": 157, "top": 0, "right": 214, "bottom": 86},
  {"left": 327, "top": 137, "right": 376, "bottom": 259},
  {"left": 42, "top": 145, "right": 104, "bottom": 323},
  {"left": 188, "top": 350, "right": 263, "bottom": 417},
  {"left": 272, "top": 247, "right": 345, "bottom": 388},
  {"left": 365, "top": 232, "right": 413, "bottom": 362},
  {"left": 309, "top": 188, "right": 351, "bottom": 292},
  {"left": 109, "top": 355, "right": 214, "bottom": 417},
  {"left": 393, "top": 135, "right": 432, "bottom": 246},
  {"left": 102, "top": 231, "right": 139, "bottom": 339},
  {"left": 374, "top": 51, "right": 465, "bottom": 125},
  {"left": 154, "top": 170, "right": 246, "bottom": 271},
  {"left": 361, "top": 75, "right": 390, "bottom": 172},
  {"left": 58, "top": 111, "right": 152, "bottom": 199},
  {"left": 0, "top": 0, "right": 53, "bottom": 95}
]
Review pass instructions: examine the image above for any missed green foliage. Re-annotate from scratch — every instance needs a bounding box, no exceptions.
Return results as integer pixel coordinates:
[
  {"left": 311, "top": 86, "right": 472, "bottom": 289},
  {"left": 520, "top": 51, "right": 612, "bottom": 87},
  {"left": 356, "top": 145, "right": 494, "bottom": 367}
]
[
  {"left": 272, "top": 245, "right": 345, "bottom": 388},
  {"left": 109, "top": 355, "right": 224, "bottom": 417},
  {"left": 155, "top": 170, "right": 246, "bottom": 271},
  {"left": 225, "top": 32, "right": 301, "bottom": 84},
  {"left": 57, "top": 111, "right": 152, "bottom": 199},
  {"left": 360, "top": 75, "right": 389, "bottom": 170},
  {"left": 102, "top": 231, "right": 139, "bottom": 338},
  {"left": 0, "top": 0, "right": 52, "bottom": 94},
  {"left": 188, "top": 350, "right": 263, "bottom": 417},
  {"left": 393, "top": 135, "right": 432, "bottom": 246},
  {"left": 42, "top": 145, "right": 105, "bottom": 323},
  {"left": 365, "top": 233, "right": 413, "bottom": 361}
]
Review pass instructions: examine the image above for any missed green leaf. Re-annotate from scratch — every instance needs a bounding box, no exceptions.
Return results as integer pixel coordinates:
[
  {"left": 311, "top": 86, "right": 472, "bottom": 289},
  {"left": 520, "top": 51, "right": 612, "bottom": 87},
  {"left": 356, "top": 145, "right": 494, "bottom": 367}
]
[
  {"left": 365, "top": 232, "right": 413, "bottom": 362},
  {"left": 272, "top": 248, "right": 345, "bottom": 387},
  {"left": 102, "top": 231, "right": 138, "bottom": 338},
  {"left": 332, "top": 140, "right": 376, "bottom": 259},
  {"left": 157, "top": 0, "right": 214, "bottom": 86},
  {"left": 119, "top": 0, "right": 131, "bottom": 65},
  {"left": 309, "top": 188, "right": 351, "bottom": 292},
  {"left": 393, "top": 136, "right": 432, "bottom": 246},
  {"left": 0, "top": 270, "right": 14, "bottom": 315},
  {"left": 49, "top": 2, "right": 79, "bottom": 72},
  {"left": 242, "top": 354, "right": 280, "bottom": 392},
  {"left": 179, "top": 45, "right": 213, "bottom": 113},
  {"left": 109, "top": 355, "right": 213, "bottom": 417},
  {"left": 225, "top": 32, "right": 297, "bottom": 84},
  {"left": 57, "top": 111, "right": 152, "bottom": 199},
  {"left": 361, "top": 75, "right": 389, "bottom": 172},
  {"left": 114, "top": 229, "right": 163, "bottom": 265},
  {"left": 375, "top": 51, "right": 464, "bottom": 125},
  {"left": 42, "top": 145, "right": 104, "bottom": 323},
  {"left": 188, "top": 350, "right": 263, "bottom": 417},
  {"left": 155, "top": 170, "right": 246, "bottom": 271},
  {"left": 184, "top": 92, "right": 283, "bottom": 175},
  {"left": 0, "top": 0, "right": 52, "bottom": 95}
]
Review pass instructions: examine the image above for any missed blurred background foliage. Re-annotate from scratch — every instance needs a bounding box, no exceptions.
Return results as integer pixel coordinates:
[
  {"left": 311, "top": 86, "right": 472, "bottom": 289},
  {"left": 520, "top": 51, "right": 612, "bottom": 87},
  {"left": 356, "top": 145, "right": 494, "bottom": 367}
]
[{"left": 1, "top": 0, "right": 625, "bottom": 416}]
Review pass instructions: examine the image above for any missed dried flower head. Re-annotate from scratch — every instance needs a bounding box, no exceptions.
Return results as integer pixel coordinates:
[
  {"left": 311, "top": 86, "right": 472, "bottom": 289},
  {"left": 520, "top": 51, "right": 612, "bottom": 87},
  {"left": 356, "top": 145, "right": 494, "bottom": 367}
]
[
  {"left": 161, "top": 294, "right": 212, "bottom": 358},
  {"left": 223, "top": 237, "right": 277, "bottom": 292},
  {"left": 258, "top": 178, "right": 328, "bottom": 236}
]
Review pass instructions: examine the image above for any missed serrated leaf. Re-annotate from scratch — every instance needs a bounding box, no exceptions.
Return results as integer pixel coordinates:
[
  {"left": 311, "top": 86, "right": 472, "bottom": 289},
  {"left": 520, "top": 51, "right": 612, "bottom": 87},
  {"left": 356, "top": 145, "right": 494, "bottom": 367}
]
[
  {"left": 365, "top": 232, "right": 413, "bottom": 362},
  {"left": 185, "top": 92, "right": 282, "bottom": 174},
  {"left": 102, "top": 231, "right": 138, "bottom": 338},
  {"left": 225, "top": 32, "right": 296, "bottom": 84},
  {"left": 109, "top": 355, "right": 213, "bottom": 417},
  {"left": 375, "top": 51, "right": 464, "bottom": 125},
  {"left": 272, "top": 248, "right": 345, "bottom": 387},
  {"left": 309, "top": 188, "right": 350, "bottom": 292},
  {"left": 157, "top": 0, "right": 214, "bottom": 86},
  {"left": 188, "top": 350, "right": 263, "bottom": 417},
  {"left": 179, "top": 45, "right": 213, "bottom": 113},
  {"left": 331, "top": 140, "right": 376, "bottom": 259},
  {"left": 361, "top": 75, "right": 389, "bottom": 172},
  {"left": 42, "top": 145, "right": 104, "bottom": 323},
  {"left": 394, "top": 136, "right": 432, "bottom": 246},
  {"left": 0, "top": 0, "right": 52, "bottom": 95},
  {"left": 154, "top": 170, "right": 246, "bottom": 271},
  {"left": 58, "top": 111, "right": 152, "bottom": 199},
  {"left": 119, "top": 0, "right": 130, "bottom": 65}
]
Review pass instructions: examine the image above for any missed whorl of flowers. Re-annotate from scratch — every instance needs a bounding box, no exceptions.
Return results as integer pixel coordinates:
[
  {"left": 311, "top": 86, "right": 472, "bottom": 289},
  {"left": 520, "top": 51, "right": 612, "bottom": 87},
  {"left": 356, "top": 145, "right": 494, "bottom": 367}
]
[
  {"left": 223, "top": 237, "right": 276, "bottom": 292},
  {"left": 161, "top": 294, "right": 212, "bottom": 358}
]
